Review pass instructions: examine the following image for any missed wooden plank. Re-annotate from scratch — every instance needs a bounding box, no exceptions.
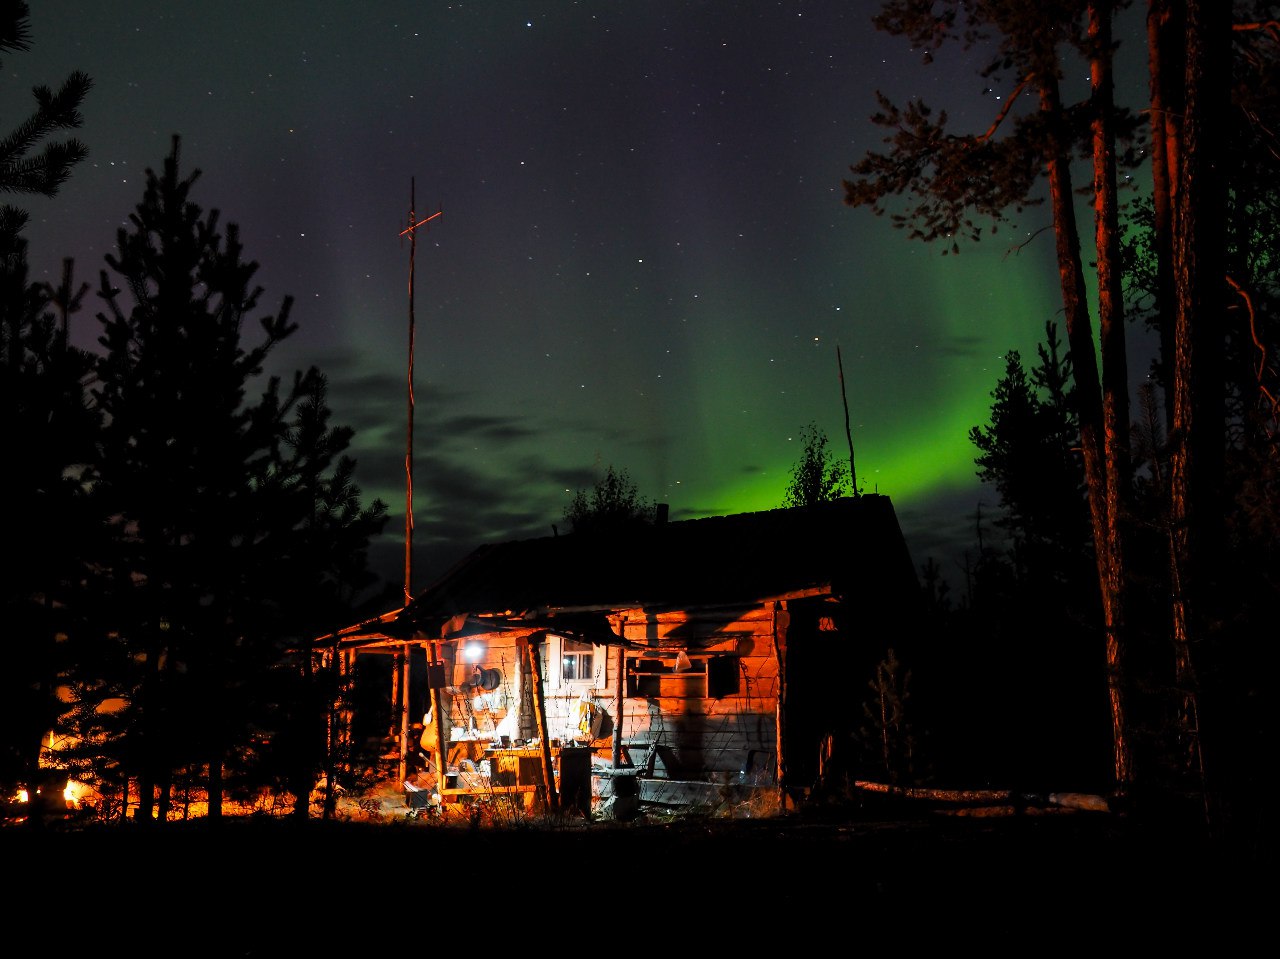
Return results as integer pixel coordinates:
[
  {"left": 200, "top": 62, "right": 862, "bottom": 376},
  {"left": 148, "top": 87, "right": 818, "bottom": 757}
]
[
  {"left": 439, "top": 785, "right": 535, "bottom": 797},
  {"left": 523, "top": 632, "right": 559, "bottom": 811}
]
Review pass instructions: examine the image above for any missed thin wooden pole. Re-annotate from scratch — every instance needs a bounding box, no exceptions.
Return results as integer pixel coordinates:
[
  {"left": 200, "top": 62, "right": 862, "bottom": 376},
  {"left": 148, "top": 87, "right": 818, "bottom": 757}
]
[
  {"left": 396, "top": 180, "right": 443, "bottom": 784},
  {"left": 837, "top": 345, "right": 858, "bottom": 495},
  {"left": 774, "top": 603, "right": 790, "bottom": 811},
  {"left": 523, "top": 633, "right": 560, "bottom": 812},
  {"left": 428, "top": 641, "right": 447, "bottom": 794},
  {"left": 611, "top": 643, "right": 625, "bottom": 771}
]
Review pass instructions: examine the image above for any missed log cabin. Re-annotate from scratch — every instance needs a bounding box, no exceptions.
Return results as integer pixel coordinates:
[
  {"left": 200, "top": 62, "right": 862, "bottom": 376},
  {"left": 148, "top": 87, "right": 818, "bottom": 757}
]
[{"left": 324, "top": 494, "right": 920, "bottom": 819}]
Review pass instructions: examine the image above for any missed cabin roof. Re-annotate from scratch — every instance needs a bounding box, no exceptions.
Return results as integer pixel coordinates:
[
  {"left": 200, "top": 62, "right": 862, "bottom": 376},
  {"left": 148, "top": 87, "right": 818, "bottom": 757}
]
[{"left": 330, "top": 495, "right": 918, "bottom": 650}]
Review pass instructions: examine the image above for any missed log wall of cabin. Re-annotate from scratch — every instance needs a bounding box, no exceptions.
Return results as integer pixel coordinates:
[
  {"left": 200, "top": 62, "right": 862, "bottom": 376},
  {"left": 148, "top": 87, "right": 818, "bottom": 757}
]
[
  {"left": 436, "top": 602, "right": 793, "bottom": 786},
  {"left": 535, "top": 603, "right": 784, "bottom": 783}
]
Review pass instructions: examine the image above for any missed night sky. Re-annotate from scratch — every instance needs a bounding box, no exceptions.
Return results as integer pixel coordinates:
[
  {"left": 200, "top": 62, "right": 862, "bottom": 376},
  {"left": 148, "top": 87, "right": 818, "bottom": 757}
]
[{"left": 5, "top": 2, "right": 1154, "bottom": 595}]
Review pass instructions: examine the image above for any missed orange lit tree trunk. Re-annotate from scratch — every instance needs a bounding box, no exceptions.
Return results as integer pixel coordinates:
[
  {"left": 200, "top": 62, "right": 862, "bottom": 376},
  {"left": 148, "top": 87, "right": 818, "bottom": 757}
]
[
  {"left": 1167, "top": 0, "right": 1231, "bottom": 827},
  {"left": 1089, "top": 0, "right": 1134, "bottom": 796},
  {"left": 207, "top": 759, "right": 224, "bottom": 821},
  {"left": 1145, "top": 4, "right": 1202, "bottom": 800},
  {"left": 1147, "top": 0, "right": 1185, "bottom": 425},
  {"left": 843, "top": 2, "right": 1140, "bottom": 797},
  {"left": 1040, "top": 63, "right": 1133, "bottom": 794}
]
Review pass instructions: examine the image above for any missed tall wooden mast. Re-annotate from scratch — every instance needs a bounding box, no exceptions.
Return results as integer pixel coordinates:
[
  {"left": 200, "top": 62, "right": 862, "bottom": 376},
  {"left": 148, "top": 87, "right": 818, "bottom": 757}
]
[
  {"left": 395, "top": 179, "right": 442, "bottom": 783},
  {"left": 837, "top": 345, "right": 858, "bottom": 495}
]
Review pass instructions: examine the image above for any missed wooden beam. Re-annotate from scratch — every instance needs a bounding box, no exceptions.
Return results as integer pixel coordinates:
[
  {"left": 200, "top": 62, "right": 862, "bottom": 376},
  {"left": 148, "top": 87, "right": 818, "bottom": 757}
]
[
  {"left": 521, "top": 632, "right": 559, "bottom": 812},
  {"left": 612, "top": 643, "right": 624, "bottom": 770},
  {"left": 774, "top": 602, "right": 790, "bottom": 812},
  {"left": 427, "top": 640, "right": 447, "bottom": 792}
]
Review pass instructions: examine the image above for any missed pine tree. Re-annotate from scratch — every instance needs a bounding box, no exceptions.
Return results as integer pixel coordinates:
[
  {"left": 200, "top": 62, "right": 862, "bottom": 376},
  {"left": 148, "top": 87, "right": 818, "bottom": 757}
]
[
  {"left": 0, "top": 3, "right": 95, "bottom": 822},
  {"left": 85, "top": 136, "right": 385, "bottom": 822},
  {"left": 850, "top": 1, "right": 1276, "bottom": 838},
  {"left": 970, "top": 322, "right": 1092, "bottom": 589},
  {"left": 1129, "top": 3, "right": 1278, "bottom": 839},
  {"left": 844, "top": 0, "right": 1142, "bottom": 798},
  {"left": 0, "top": 2, "right": 91, "bottom": 210},
  {"left": 0, "top": 216, "right": 98, "bottom": 821},
  {"left": 265, "top": 370, "right": 388, "bottom": 819}
]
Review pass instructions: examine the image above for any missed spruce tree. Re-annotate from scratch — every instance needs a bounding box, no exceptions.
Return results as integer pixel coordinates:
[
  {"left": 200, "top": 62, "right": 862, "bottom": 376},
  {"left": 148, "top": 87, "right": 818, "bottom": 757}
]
[
  {"left": 260, "top": 369, "right": 388, "bottom": 819},
  {"left": 86, "top": 136, "right": 385, "bottom": 822},
  {"left": 970, "top": 322, "right": 1092, "bottom": 589},
  {"left": 0, "top": 1, "right": 95, "bottom": 823},
  {"left": 0, "top": 217, "right": 99, "bottom": 821},
  {"left": 0, "top": 1, "right": 90, "bottom": 210}
]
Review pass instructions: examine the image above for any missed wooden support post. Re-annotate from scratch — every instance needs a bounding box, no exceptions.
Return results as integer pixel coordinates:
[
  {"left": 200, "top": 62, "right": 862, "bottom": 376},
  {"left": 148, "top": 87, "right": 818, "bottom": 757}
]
[
  {"left": 774, "top": 602, "right": 790, "bottom": 812},
  {"left": 612, "top": 643, "right": 625, "bottom": 770},
  {"left": 326, "top": 644, "right": 350, "bottom": 819},
  {"left": 397, "top": 645, "right": 412, "bottom": 784},
  {"left": 522, "top": 632, "right": 559, "bottom": 812},
  {"left": 428, "top": 640, "right": 447, "bottom": 790},
  {"left": 390, "top": 648, "right": 403, "bottom": 740}
]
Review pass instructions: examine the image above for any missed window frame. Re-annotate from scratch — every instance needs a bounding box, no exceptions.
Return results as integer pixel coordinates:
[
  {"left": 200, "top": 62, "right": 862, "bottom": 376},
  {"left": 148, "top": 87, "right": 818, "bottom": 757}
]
[{"left": 558, "top": 635, "right": 597, "bottom": 685}]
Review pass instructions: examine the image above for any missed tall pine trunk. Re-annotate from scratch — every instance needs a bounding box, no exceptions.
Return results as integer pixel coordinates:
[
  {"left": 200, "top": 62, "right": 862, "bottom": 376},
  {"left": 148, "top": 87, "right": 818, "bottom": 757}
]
[
  {"left": 1168, "top": 0, "right": 1231, "bottom": 831},
  {"left": 207, "top": 759, "right": 224, "bottom": 821},
  {"left": 137, "top": 634, "right": 162, "bottom": 823},
  {"left": 1090, "top": 0, "right": 1134, "bottom": 794},
  {"left": 1040, "top": 66, "right": 1133, "bottom": 794},
  {"left": 1147, "top": 0, "right": 1185, "bottom": 426}
]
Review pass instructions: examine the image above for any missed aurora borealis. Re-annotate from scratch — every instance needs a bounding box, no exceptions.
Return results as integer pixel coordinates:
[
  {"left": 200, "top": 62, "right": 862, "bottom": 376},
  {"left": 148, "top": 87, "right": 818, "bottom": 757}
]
[{"left": 5, "top": 1, "right": 1151, "bottom": 594}]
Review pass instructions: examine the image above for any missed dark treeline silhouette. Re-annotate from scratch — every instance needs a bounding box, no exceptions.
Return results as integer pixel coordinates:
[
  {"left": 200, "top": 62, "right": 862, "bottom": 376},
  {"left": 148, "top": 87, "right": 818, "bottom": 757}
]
[
  {"left": 847, "top": 1, "right": 1275, "bottom": 851},
  {"left": 2, "top": 2, "right": 392, "bottom": 826}
]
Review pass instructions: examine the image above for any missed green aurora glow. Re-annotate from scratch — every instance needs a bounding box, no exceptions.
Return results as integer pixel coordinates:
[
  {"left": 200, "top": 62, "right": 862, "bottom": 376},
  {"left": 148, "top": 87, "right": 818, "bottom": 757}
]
[{"left": 5, "top": 1, "right": 1145, "bottom": 589}]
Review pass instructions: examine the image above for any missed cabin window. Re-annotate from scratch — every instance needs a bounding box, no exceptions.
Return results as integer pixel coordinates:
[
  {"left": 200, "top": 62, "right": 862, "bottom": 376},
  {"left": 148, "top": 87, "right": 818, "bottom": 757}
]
[
  {"left": 560, "top": 637, "right": 595, "bottom": 684},
  {"left": 626, "top": 654, "right": 740, "bottom": 699}
]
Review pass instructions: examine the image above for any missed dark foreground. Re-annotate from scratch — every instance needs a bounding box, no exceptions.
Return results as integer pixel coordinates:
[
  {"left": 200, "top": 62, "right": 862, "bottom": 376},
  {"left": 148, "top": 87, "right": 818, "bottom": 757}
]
[{"left": 4, "top": 806, "right": 1263, "bottom": 953}]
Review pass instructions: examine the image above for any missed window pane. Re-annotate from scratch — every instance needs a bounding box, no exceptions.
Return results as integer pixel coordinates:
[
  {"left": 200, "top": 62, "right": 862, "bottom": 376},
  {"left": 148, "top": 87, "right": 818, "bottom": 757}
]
[{"left": 560, "top": 639, "right": 594, "bottom": 683}]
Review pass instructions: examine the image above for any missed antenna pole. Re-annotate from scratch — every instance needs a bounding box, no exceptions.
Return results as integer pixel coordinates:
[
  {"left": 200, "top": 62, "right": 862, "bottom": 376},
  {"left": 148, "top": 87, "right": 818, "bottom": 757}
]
[
  {"left": 400, "top": 185, "right": 444, "bottom": 604},
  {"left": 837, "top": 345, "right": 858, "bottom": 495},
  {"left": 396, "top": 179, "right": 442, "bottom": 785}
]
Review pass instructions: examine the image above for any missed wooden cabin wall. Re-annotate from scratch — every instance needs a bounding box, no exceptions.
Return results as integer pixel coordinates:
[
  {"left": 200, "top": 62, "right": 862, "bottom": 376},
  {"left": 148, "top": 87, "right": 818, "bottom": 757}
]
[
  {"left": 438, "top": 634, "right": 522, "bottom": 762},
  {"left": 436, "top": 606, "right": 786, "bottom": 786},
  {"left": 436, "top": 630, "right": 616, "bottom": 756},
  {"left": 576, "top": 604, "right": 783, "bottom": 783}
]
